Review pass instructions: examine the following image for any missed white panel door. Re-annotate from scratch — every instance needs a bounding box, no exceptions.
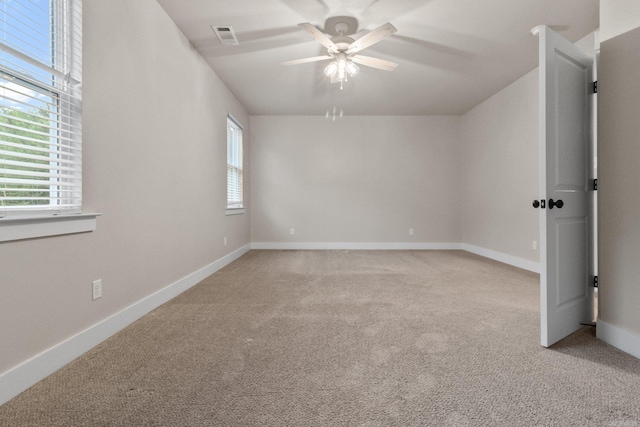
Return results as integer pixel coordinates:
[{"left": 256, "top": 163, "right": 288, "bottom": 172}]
[{"left": 534, "top": 25, "right": 594, "bottom": 347}]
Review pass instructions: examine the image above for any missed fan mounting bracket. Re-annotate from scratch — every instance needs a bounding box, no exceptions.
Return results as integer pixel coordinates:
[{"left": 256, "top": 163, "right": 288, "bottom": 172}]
[{"left": 324, "top": 16, "right": 358, "bottom": 36}]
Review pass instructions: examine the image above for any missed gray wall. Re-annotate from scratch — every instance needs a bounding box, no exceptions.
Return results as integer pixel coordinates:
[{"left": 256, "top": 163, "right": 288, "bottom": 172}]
[
  {"left": 250, "top": 116, "right": 463, "bottom": 245},
  {"left": 460, "top": 70, "right": 539, "bottom": 262},
  {"left": 0, "top": 0, "right": 250, "bottom": 375},
  {"left": 598, "top": 23, "right": 640, "bottom": 335}
]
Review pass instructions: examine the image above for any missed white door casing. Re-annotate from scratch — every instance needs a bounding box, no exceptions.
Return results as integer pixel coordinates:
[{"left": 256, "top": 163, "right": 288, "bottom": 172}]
[{"left": 534, "top": 25, "right": 594, "bottom": 347}]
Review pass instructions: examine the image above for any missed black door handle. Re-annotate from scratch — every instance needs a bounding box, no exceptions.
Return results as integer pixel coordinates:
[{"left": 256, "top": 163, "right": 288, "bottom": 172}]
[
  {"left": 548, "top": 199, "right": 564, "bottom": 209},
  {"left": 532, "top": 200, "right": 540, "bottom": 208}
]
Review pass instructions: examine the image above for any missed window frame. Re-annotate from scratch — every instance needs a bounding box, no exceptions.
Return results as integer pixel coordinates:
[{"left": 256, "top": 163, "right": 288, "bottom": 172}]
[
  {"left": 226, "top": 114, "right": 244, "bottom": 215},
  {"left": 0, "top": 0, "right": 97, "bottom": 242}
]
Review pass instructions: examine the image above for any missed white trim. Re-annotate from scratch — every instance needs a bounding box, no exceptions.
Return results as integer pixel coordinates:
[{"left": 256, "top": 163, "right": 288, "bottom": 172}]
[
  {"left": 0, "top": 213, "right": 100, "bottom": 242},
  {"left": 227, "top": 113, "right": 243, "bottom": 130},
  {"left": 0, "top": 244, "right": 250, "bottom": 406},
  {"left": 225, "top": 208, "right": 245, "bottom": 216},
  {"left": 462, "top": 244, "right": 540, "bottom": 273},
  {"left": 250, "top": 242, "right": 463, "bottom": 251},
  {"left": 596, "top": 319, "right": 640, "bottom": 360}
]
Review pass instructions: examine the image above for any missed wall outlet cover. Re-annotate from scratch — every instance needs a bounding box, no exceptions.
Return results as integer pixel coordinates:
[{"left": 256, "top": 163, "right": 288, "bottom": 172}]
[{"left": 92, "top": 279, "right": 102, "bottom": 300}]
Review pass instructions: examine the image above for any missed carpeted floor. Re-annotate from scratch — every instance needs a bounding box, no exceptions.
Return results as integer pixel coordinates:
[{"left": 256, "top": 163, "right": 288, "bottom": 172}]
[{"left": 1, "top": 250, "right": 640, "bottom": 426}]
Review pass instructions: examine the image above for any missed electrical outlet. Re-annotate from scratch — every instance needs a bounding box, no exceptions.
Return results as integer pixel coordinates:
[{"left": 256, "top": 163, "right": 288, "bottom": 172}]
[
  {"left": 532, "top": 240, "right": 538, "bottom": 250},
  {"left": 409, "top": 228, "right": 414, "bottom": 236},
  {"left": 224, "top": 237, "right": 227, "bottom": 246},
  {"left": 92, "top": 279, "right": 102, "bottom": 300},
  {"left": 290, "top": 228, "right": 295, "bottom": 235}
]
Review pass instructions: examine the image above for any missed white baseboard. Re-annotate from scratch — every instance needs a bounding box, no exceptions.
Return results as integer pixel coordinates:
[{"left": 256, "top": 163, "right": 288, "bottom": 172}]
[
  {"left": 462, "top": 244, "right": 540, "bottom": 273},
  {"left": 596, "top": 319, "right": 640, "bottom": 360},
  {"left": 251, "top": 242, "right": 540, "bottom": 273},
  {"left": 250, "top": 242, "right": 463, "bottom": 250},
  {"left": 0, "top": 244, "right": 250, "bottom": 406}
]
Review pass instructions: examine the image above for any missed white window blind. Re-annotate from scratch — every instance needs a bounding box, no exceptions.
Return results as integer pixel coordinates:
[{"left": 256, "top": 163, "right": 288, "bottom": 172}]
[
  {"left": 0, "top": 0, "right": 82, "bottom": 218},
  {"left": 226, "top": 115, "right": 243, "bottom": 210}
]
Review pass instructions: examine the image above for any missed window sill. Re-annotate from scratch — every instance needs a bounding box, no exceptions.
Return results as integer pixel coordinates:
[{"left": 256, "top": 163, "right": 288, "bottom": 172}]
[
  {"left": 225, "top": 208, "right": 245, "bottom": 216},
  {"left": 0, "top": 213, "right": 100, "bottom": 243}
]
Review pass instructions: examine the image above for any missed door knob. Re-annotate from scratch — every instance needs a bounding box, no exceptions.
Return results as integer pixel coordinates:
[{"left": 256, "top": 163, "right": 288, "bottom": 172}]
[
  {"left": 548, "top": 199, "right": 564, "bottom": 209},
  {"left": 532, "top": 200, "right": 540, "bottom": 208}
]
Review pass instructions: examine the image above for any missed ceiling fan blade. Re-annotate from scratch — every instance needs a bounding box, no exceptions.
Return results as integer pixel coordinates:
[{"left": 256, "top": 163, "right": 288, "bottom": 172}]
[
  {"left": 346, "top": 22, "right": 397, "bottom": 54},
  {"left": 298, "top": 22, "right": 338, "bottom": 52},
  {"left": 282, "top": 55, "right": 332, "bottom": 66},
  {"left": 351, "top": 55, "right": 398, "bottom": 71},
  {"left": 350, "top": 29, "right": 369, "bottom": 40}
]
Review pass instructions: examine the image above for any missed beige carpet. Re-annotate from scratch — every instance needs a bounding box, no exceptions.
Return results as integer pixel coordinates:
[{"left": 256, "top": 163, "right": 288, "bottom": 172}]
[{"left": 1, "top": 250, "right": 640, "bottom": 426}]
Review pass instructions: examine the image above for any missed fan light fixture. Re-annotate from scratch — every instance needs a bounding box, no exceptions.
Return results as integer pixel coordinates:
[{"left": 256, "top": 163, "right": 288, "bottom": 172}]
[
  {"left": 323, "top": 52, "right": 359, "bottom": 88},
  {"left": 323, "top": 61, "right": 338, "bottom": 77}
]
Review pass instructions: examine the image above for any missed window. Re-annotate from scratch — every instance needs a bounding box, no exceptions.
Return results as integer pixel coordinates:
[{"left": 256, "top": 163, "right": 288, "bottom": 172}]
[
  {"left": 0, "top": 0, "right": 83, "bottom": 218},
  {"left": 226, "top": 115, "right": 243, "bottom": 213}
]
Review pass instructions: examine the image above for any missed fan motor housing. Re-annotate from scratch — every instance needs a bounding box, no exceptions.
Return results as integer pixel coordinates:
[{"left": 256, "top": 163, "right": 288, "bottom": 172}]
[{"left": 332, "top": 35, "right": 355, "bottom": 51}]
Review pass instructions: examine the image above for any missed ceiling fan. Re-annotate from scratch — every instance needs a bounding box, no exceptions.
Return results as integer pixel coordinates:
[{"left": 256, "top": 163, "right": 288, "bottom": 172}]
[{"left": 283, "top": 17, "right": 398, "bottom": 88}]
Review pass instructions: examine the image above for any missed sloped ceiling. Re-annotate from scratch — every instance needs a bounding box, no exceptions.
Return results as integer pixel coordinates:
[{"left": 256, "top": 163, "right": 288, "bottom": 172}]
[{"left": 157, "top": 0, "right": 599, "bottom": 116}]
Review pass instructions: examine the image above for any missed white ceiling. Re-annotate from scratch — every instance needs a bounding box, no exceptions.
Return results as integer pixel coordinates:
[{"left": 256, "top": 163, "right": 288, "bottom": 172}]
[{"left": 156, "top": 0, "right": 599, "bottom": 116}]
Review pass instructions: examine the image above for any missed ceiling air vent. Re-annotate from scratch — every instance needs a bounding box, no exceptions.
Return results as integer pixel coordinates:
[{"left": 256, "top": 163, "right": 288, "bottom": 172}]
[{"left": 212, "top": 25, "right": 239, "bottom": 45}]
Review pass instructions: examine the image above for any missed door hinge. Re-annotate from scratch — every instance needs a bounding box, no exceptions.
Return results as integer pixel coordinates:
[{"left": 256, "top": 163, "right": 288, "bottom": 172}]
[
  {"left": 593, "top": 178, "right": 598, "bottom": 191},
  {"left": 592, "top": 81, "right": 598, "bottom": 94},
  {"left": 594, "top": 276, "right": 599, "bottom": 288}
]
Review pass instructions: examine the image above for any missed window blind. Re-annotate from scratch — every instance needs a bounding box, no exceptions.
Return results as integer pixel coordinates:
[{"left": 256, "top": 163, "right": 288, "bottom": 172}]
[
  {"left": 227, "top": 115, "right": 243, "bottom": 209},
  {"left": 0, "top": 0, "right": 82, "bottom": 217}
]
